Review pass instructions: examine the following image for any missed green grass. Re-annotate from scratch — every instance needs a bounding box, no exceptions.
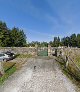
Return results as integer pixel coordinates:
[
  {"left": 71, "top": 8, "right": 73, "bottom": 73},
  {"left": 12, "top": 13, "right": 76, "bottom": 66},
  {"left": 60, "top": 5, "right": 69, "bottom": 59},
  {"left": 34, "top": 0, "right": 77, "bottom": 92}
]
[
  {"left": 0, "top": 62, "right": 16, "bottom": 85},
  {"left": 3, "top": 62, "right": 16, "bottom": 72},
  {"left": 56, "top": 56, "right": 80, "bottom": 83},
  {"left": 75, "top": 56, "right": 80, "bottom": 67},
  {"left": 0, "top": 66, "right": 16, "bottom": 85},
  {"left": 15, "top": 54, "right": 32, "bottom": 58}
]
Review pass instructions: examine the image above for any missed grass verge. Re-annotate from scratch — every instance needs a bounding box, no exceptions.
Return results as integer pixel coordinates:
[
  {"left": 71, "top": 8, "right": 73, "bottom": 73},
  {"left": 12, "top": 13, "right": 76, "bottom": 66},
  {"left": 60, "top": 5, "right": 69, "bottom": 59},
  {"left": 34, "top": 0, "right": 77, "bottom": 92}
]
[
  {"left": 0, "top": 62, "right": 16, "bottom": 85},
  {"left": 15, "top": 54, "right": 32, "bottom": 58}
]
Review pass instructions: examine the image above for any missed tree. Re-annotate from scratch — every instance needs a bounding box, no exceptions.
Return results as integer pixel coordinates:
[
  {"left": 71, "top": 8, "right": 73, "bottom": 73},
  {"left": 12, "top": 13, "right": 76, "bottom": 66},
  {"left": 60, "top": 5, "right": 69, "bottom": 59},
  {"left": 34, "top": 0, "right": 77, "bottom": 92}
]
[
  {"left": 0, "top": 21, "right": 11, "bottom": 47},
  {"left": 0, "top": 21, "right": 8, "bottom": 31},
  {"left": 40, "top": 42, "right": 48, "bottom": 47},
  {"left": 49, "top": 41, "right": 54, "bottom": 47},
  {"left": 70, "top": 34, "right": 77, "bottom": 47},
  {"left": 61, "top": 36, "right": 70, "bottom": 47},
  {"left": 77, "top": 34, "right": 80, "bottom": 47},
  {"left": 0, "top": 21, "right": 27, "bottom": 47},
  {"left": 53, "top": 36, "right": 60, "bottom": 47},
  {"left": 18, "top": 30, "right": 27, "bottom": 46},
  {"left": 11, "top": 27, "right": 26, "bottom": 47},
  {"left": 57, "top": 36, "right": 60, "bottom": 46},
  {"left": 0, "top": 30, "right": 12, "bottom": 47}
]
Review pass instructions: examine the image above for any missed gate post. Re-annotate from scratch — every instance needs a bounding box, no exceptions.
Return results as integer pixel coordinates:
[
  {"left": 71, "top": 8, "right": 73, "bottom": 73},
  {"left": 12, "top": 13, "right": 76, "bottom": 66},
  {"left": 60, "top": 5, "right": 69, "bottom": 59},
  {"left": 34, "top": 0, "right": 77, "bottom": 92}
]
[
  {"left": 48, "top": 44, "right": 51, "bottom": 56},
  {"left": 35, "top": 44, "right": 38, "bottom": 56}
]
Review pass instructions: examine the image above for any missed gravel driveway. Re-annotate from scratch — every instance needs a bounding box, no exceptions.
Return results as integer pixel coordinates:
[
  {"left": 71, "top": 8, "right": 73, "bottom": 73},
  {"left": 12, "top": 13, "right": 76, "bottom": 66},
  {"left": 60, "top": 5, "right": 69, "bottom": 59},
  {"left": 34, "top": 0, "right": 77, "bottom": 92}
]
[{"left": 0, "top": 57, "right": 79, "bottom": 92}]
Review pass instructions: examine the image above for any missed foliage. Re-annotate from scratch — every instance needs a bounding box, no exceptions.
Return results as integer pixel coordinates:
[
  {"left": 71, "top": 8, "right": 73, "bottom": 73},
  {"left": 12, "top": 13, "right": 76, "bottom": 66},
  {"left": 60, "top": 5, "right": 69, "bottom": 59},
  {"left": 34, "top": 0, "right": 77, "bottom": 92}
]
[
  {"left": 0, "top": 21, "right": 7, "bottom": 31},
  {"left": 61, "top": 34, "right": 78, "bottom": 47},
  {"left": 53, "top": 36, "right": 60, "bottom": 47},
  {"left": 49, "top": 36, "right": 61, "bottom": 47},
  {"left": 0, "top": 21, "right": 27, "bottom": 47},
  {"left": 77, "top": 34, "right": 80, "bottom": 47},
  {"left": 15, "top": 54, "right": 32, "bottom": 58},
  {"left": 28, "top": 41, "right": 48, "bottom": 47},
  {"left": 49, "top": 34, "right": 80, "bottom": 47},
  {"left": 11, "top": 27, "right": 26, "bottom": 47},
  {"left": 1, "top": 21, "right": 80, "bottom": 47}
]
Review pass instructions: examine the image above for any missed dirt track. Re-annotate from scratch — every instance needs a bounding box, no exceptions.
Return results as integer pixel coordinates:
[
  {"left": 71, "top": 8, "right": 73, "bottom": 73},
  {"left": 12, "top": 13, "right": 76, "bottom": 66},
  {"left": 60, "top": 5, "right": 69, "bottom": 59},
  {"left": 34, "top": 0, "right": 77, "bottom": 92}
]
[{"left": 0, "top": 57, "right": 79, "bottom": 92}]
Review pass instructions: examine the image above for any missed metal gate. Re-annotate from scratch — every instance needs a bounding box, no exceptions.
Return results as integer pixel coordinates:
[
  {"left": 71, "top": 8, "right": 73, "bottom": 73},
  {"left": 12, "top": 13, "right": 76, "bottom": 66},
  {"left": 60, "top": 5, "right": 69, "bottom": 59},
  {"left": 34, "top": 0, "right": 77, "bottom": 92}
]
[{"left": 37, "top": 47, "right": 48, "bottom": 56}]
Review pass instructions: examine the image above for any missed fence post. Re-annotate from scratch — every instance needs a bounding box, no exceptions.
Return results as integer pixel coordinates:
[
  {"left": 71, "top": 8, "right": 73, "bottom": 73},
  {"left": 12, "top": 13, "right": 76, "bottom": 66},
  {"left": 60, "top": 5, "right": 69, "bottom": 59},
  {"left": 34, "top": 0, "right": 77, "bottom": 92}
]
[
  {"left": 65, "top": 56, "right": 69, "bottom": 68},
  {"left": 0, "top": 61, "right": 4, "bottom": 75},
  {"left": 35, "top": 44, "right": 38, "bottom": 56}
]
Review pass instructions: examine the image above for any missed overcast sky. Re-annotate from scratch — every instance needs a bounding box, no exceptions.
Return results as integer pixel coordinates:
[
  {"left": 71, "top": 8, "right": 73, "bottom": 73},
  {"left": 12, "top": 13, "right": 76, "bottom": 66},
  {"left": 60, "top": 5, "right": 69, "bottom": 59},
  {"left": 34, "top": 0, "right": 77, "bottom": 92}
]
[{"left": 0, "top": 0, "right": 80, "bottom": 42}]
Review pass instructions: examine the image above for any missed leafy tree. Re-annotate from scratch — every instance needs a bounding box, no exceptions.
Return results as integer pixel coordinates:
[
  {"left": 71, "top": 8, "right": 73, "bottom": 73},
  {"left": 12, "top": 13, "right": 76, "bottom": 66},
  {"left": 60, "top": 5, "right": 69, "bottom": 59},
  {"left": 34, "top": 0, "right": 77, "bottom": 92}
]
[
  {"left": 11, "top": 27, "right": 26, "bottom": 47},
  {"left": 70, "top": 34, "right": 77, "bottom": 47},
  {"left": 53, "top": 36, "right": 60, "bottom": 47},
  {"left": 61, "top": 36, "right": 70, "bottom": 47},
  {"left": 0, "top": 30, "right": 11, "bottom": 47},
  {"left": 40, "top": 42, "right": 48, "bottom": 47},
  {"left": 0, "top": 21, "right": 7, "bottom": 31},
  {"left": 49, "top": 41, "right": 54, "bottom": 47},
  {"left": 77, "top": 34, "right": 80, "bottom": 47},
  {"left": 28, "top": 41, "right": 48, "bottom": 47},
  {"left": 0, "top": 21, "right": 27, "bottom": 47},
  {"left": 0, "top": 21, "right": 11, "bottom": 47}
]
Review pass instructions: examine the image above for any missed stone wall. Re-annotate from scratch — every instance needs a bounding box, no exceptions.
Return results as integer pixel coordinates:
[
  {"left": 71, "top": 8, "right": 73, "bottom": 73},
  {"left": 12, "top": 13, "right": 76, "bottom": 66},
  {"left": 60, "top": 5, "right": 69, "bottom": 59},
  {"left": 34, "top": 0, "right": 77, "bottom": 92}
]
[
  {"left": 0, "top": 47, "right": 80, "bottom": 57},
  {"left": 0, "top": 46, "right": 51, "bottom": 56},
  {"left": 0, "top": 47, "right": 37, "bottom": 55}
]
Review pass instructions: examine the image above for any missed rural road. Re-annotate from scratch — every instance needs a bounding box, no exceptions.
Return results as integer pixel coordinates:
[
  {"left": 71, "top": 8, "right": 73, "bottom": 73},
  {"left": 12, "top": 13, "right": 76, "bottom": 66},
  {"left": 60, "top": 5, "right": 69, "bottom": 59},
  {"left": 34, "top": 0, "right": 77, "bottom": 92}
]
[{"left": 0, "top": 57, "right": 79, "bottom": 92}]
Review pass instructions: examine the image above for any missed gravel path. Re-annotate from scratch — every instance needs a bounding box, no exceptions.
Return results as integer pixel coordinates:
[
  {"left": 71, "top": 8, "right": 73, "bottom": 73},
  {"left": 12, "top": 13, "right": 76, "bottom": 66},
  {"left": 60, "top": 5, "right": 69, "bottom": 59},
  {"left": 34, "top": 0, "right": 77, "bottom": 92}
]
[{"left": 0, "top": 57, "right": 79, "bottom": 92}]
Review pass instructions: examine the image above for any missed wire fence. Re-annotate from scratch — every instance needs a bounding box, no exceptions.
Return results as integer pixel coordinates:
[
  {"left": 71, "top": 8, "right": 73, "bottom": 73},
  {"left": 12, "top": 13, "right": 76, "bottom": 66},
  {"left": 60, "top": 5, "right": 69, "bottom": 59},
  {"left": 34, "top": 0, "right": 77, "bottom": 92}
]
[
  {"left": 59, "top": 48, "right": 80, "bottom": 79},
  {"left": 68, "top": 56, "right": 80, "bottom": 72}
]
